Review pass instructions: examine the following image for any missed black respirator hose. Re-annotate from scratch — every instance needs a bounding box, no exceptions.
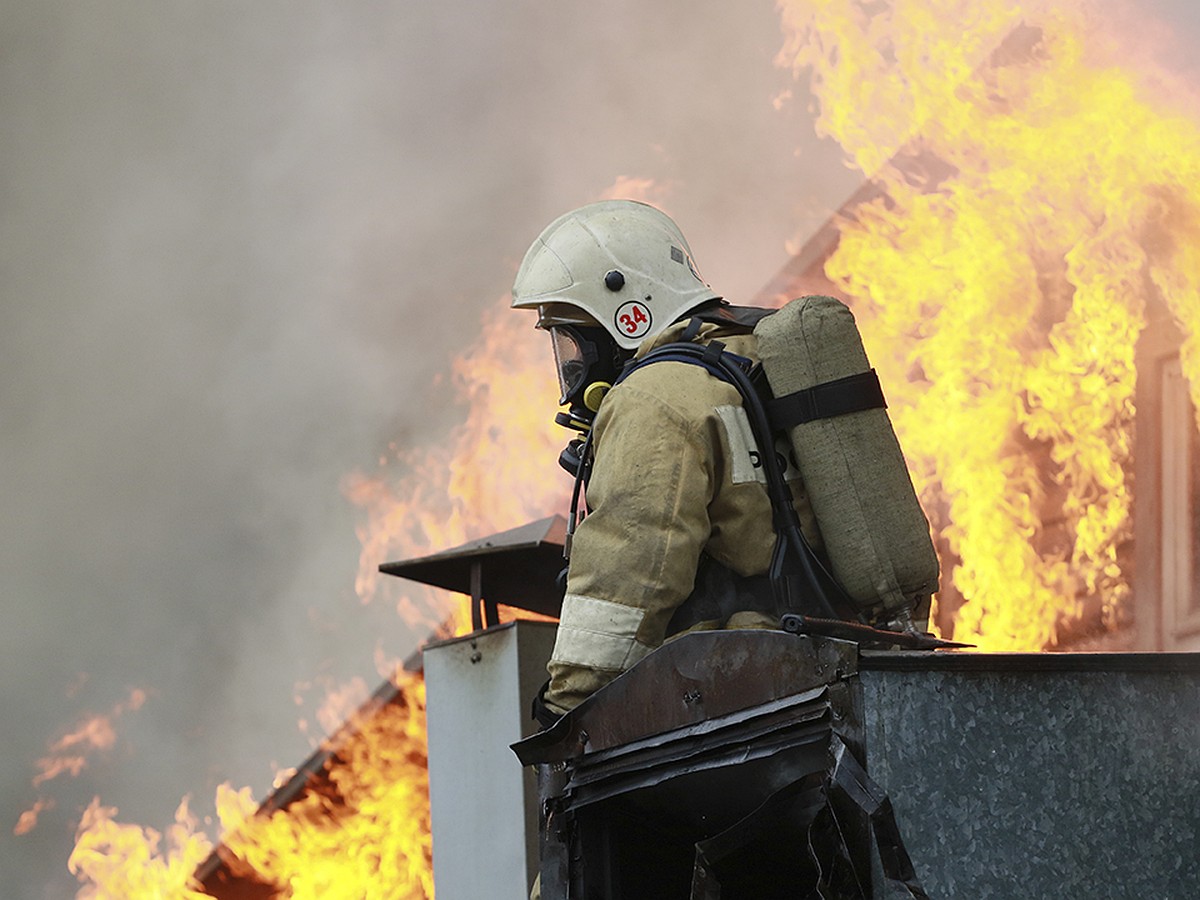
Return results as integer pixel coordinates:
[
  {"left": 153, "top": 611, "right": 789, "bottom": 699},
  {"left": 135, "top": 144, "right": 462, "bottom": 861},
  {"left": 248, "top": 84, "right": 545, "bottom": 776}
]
[
  {"left": 707, "top": 350, "right": 847, "bottom": 621},
  {"left": 563, "top": 427, "right": 594, "bottom": 560}
]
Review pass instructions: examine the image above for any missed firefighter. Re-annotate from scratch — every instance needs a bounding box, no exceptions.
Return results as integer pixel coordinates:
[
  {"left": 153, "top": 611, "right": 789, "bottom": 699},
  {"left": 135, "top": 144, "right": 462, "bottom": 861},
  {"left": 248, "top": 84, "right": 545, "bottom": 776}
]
[{"left": 512, "top": 199, "right": 825, "bottom": 718}]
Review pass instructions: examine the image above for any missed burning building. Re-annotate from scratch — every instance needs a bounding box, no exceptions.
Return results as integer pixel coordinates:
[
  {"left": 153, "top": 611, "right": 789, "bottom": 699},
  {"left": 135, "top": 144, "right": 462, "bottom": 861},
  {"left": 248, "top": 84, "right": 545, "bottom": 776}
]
[
  {"left": 74, "top": 4, "right": 1200, "bottom": 897},
  {"left": 761, "top": 17, "right": 1200, "bottom": 656},
  {"left": 193, "top": 117, "right": 1200, "bottom": 885}
]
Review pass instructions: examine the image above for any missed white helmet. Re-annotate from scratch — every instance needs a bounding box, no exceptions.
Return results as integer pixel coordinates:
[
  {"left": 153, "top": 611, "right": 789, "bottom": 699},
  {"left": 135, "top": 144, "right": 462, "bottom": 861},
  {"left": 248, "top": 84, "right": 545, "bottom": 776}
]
[{"left": 512, "top": 200, "right": 721, "bottom": 352}]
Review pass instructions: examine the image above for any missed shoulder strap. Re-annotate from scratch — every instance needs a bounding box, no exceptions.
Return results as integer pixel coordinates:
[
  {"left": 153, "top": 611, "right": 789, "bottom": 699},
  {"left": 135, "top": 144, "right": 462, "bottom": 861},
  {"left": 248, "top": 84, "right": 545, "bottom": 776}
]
[
  {"left": 766, "top": 369, "right": 887, "bottom": 430},
  {"left": 688, "top": 301, "right": 777, "bottom": 331},
  {"left": 616, "top": 341, "right": 754, "bottom": 387}
]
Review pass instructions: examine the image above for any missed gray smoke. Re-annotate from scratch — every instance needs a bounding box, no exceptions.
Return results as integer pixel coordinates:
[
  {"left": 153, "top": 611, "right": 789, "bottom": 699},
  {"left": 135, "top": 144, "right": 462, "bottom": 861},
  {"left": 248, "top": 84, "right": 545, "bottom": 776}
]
[{"left": 12, "top": 0, "right": 1195, "bottom": 896}]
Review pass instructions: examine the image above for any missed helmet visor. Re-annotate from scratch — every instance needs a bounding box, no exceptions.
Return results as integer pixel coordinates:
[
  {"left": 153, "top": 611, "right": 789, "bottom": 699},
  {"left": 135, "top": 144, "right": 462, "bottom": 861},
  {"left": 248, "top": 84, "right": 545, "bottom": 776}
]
[
  {"left": 550, "top": 327, "right": 588, "bottom": 404},
  {"left": 533, "top": 302, "right": 600, "bottom": 330}
]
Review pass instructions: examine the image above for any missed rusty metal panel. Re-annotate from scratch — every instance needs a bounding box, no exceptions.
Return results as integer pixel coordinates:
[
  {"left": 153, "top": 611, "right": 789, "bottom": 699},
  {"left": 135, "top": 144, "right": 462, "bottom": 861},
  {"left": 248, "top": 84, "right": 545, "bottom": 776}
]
[
  {"left": 515, "top": 630, "right": 858, "bottom": 766},
  {"left": 514, "top": 631, "right": 871, "bottom": 899}
]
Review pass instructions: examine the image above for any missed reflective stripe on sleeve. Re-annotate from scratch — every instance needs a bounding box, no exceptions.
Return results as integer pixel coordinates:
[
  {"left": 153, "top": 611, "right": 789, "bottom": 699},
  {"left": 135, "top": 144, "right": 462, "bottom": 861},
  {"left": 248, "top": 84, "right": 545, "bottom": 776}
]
[
  {"left": 716, "top": 403, "right": 802, "bottom": 484},
  {"left": 550, "top": 593, "right": 653, "bottom": 672},
  {"left": 715, "top": 404, "right": 765, "bottom": 485}
]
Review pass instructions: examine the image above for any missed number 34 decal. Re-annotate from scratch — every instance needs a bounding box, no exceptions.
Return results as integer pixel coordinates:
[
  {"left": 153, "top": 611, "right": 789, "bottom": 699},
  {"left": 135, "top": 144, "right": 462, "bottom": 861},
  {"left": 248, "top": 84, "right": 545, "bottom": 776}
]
[{"left": 614, "top": 301, "right": 652, "bottom": 339}]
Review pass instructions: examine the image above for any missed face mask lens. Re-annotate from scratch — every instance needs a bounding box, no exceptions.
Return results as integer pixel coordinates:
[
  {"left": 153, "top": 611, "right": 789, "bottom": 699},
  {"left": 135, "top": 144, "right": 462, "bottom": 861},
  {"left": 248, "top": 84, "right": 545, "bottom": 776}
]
[{"left": 550, "top": 328, "right": 587, "bottom": 404}]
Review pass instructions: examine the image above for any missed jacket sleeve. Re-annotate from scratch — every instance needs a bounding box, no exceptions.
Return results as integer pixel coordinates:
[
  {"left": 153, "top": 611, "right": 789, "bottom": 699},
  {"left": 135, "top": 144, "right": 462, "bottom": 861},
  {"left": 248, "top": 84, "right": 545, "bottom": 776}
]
[{"left": 544, "top": 372, "right": 718, "bottom": 712}]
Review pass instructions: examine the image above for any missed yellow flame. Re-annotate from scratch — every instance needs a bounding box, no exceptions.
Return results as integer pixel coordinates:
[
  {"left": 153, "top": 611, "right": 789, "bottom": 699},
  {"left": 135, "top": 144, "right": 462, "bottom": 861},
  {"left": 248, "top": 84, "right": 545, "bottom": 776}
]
[
  {"left": 778, "top": 0, "right": 1200, "bottom": 648},
  {"left": 215, "top": 673, "right": 433, "bottom": 899},
  {"left": 68, "top": 796, "right": 218, "bottom": 899}
]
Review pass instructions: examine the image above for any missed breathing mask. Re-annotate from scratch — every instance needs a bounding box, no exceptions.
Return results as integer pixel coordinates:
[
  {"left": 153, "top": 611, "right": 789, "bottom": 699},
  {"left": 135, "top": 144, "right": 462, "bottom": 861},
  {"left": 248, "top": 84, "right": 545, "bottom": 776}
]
[{"left": 547, "top": 324, "right": 628, "bottom": 475}]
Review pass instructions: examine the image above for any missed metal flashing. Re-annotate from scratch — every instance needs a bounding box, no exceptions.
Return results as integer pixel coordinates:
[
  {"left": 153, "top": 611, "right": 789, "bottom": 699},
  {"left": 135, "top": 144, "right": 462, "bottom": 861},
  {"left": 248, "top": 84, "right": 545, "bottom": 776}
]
[
  {"left": 860, "top": 649, "right": 1200, "bottom": 673},
  {"left": 379, "top": 515, "right": 567, "bottom": 628}
]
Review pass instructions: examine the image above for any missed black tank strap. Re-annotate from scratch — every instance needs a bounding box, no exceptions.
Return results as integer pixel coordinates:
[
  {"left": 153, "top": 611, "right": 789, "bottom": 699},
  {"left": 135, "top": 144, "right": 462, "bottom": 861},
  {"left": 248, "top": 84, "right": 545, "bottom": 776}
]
[{"left": 766, "top": 369, "right": 887, "bottom": 429}]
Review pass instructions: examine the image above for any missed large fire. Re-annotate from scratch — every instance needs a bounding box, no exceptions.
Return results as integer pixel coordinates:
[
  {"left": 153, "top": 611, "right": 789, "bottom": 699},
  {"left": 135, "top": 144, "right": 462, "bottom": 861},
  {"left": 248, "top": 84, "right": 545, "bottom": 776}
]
[
  {"left": 779, "top": 0, "right": 1200, "bottom": 649},
  {"left": 197, "top": 673, "right": 435, "bottom": 897},
  {"left": 62, "top": 2, "right": 1200, "bottom": 896}
]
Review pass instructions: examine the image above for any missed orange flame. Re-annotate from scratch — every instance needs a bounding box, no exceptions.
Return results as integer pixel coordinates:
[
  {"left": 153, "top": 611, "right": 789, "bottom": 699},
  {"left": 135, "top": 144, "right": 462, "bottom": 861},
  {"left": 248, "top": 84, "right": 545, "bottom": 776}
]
[
  {"left": 777, "top": 0, "right": 1200, "bottom": 648},
  {"left": 347, "top": 174, "right": 667, "bottom": 634},
  {"left": 33, "top": 689, "right": 147, "bottom": 787},
  {"left": 66, "top": 677, "right": 431, "bottom": 898},
  {"left": 34, "top": 716, "right": 117, "bottom": 787},
  {"left": 14, "top": 798, "right": 54, "bottom": 837},
  {"left": 344, "top": 295, "right": 566, "bottom": 635},
  {"left": 314, "top": 676, "right": 371, "bottom": 738},
  {"left": 17, "top": 688, "right": 147, "bottom": 839}
]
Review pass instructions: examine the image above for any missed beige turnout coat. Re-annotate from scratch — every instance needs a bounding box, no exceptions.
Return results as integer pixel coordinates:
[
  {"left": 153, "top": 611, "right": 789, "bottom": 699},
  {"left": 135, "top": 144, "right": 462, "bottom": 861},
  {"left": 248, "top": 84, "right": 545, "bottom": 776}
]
[{"left": 544, "top": 320, "right": 823, "bottom": 713}]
